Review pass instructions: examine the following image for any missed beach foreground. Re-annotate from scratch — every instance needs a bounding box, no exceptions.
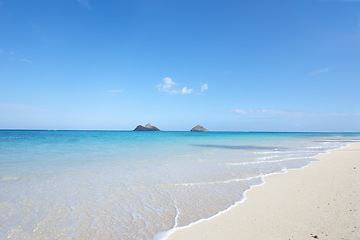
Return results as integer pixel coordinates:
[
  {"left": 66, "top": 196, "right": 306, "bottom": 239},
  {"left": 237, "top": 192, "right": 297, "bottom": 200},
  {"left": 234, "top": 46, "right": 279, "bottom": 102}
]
[{"left": 167, "top": 142, "right": 360, "bottom": 240}]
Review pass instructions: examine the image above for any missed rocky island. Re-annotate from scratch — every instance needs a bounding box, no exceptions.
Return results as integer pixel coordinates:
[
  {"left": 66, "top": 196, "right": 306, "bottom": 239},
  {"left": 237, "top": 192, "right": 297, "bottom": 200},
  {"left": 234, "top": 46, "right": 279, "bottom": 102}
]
[
  {"left": 190, "top": 125, "right": 209, "bottom": 132},
  {"left": 133, "top": 123, "right": 161, "bottom": 131}
]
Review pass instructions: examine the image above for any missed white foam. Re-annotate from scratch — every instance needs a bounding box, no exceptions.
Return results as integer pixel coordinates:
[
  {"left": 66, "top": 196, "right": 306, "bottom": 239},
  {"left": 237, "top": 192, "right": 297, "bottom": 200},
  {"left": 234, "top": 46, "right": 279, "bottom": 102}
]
[
  {"left": 225, "top": 156, "right": 312, "bottom": 166},
  {"left": 174, "top": 175, "right": 263, "bottom": 187}
]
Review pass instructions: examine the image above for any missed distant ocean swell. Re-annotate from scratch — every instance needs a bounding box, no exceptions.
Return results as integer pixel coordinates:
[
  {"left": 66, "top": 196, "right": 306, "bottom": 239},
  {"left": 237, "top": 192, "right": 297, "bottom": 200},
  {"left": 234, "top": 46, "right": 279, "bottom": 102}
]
[{"left": 0, "top": 131, "right": 359, "bottom": 239}]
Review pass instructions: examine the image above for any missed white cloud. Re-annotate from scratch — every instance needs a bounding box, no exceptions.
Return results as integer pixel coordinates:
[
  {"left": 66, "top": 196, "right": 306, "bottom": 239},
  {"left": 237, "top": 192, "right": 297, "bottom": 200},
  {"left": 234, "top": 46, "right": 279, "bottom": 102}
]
[
  {"left": 168, "top": 87, "right": 193, "bottom": 95},
  {"left": 201, "top": 83, "right": 208, "bottom": 92},
  {"left": 181, "top": 86, "right": 193, "bottom": 94},
  {"left": 19, "top": 58, "right": 32, "bottom": 63},
  {"left": 78, "top": 0, "right": 90, "bottom": 8},
  {"left": 310, "top": 67, "right": 331, "bottom": 76},
  {"left": 157, "top": 77, "right": 195, "bottom": 95},
  {"left": 157, "top": 77, "right": 176, "bottom": 92}
]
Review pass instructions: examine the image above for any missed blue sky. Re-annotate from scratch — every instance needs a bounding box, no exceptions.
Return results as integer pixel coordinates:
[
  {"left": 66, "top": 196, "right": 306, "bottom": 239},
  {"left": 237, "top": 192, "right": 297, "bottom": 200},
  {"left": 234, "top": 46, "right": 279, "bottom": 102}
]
[{"left": 0, "top": 0, "right": 359, "bottom": 131}]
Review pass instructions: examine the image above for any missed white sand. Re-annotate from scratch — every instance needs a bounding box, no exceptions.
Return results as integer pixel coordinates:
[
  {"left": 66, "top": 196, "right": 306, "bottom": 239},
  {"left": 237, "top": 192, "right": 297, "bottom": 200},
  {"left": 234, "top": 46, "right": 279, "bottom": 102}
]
[{"left": 167, "top": 142, "right": 360, "bottom": 240}]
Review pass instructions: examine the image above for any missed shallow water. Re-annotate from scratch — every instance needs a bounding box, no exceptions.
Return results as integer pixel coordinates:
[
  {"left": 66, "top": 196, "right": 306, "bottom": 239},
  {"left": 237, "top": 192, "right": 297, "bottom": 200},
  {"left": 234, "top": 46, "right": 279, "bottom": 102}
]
[{"left": 0, "top": 130, "right": 359, "bottom": 239}]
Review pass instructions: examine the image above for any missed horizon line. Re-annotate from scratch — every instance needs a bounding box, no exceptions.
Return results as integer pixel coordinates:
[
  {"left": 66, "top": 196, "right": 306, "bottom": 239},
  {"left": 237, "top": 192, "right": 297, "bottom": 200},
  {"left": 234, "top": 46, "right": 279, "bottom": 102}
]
[{"left": 0, "top": 128, "right": 360, "bottom": 134}]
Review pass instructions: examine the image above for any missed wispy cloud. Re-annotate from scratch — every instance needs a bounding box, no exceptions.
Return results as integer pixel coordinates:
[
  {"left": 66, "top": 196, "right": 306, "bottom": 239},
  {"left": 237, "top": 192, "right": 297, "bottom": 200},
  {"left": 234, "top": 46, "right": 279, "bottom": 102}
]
[
  {"left": 325, "top": 112, "right": 360, "bottom": 116},
  {"left": 170, "top": 87, "right": 193, "bottom": 95},
  {"left": 109, "top": 89, "right": 123, "bottom": 93},
  {"left": 109, "top": 89, "right": 123, "bottom": 95},
  {"left": 229, "top": 109, "right": 287, "bottom": 115},
  {"left": 0, "top": 49, "right": 15, "bottom": 55},
  {"left": 223, "top": 70, "right": 233, "bottom": 75},
  {"left": 228, "top": 109, "right": 360, "bottom": 117},
  {"left": 309, "top": 67, "right": 331, "bottom": 76},
  {"left": 78, "top": 0, "right": 90, "bottom": 8},
  {"left": 19, "top": 58, "right": 33, "bottom": 63},
  {"left": 0, "top": 103, "right": 50, "bottom": 113},
  {"left": 1, "top": 49, "right": 33, "bottom": 63},
  {"left": 201, "top": 83, "right": 208, "bottom": 92}
]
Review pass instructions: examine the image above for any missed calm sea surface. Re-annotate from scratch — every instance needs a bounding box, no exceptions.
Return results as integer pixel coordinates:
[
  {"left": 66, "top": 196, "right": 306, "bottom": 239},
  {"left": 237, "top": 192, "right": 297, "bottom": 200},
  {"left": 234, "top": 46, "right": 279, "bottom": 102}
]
[{"left": 1, "top": 130, "right": 359, "bottom": 239}]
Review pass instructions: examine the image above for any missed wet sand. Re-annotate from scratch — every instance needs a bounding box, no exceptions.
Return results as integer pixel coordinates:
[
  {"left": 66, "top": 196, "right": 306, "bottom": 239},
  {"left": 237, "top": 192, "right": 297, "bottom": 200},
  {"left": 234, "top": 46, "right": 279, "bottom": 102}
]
[{"left": 167, "top": 142, "right": 360, "bottom": 240}]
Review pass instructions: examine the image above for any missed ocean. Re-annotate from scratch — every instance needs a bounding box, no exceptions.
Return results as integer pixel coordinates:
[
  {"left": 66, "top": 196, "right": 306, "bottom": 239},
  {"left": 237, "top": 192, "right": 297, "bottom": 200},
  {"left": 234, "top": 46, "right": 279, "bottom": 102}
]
[{"left": 0, "top": 130, "right": 359, "bottom": 239}]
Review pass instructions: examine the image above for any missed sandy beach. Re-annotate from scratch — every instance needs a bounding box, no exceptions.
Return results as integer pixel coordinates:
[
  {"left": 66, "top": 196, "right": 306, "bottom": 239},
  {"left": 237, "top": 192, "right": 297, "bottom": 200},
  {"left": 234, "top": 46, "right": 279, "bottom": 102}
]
[{"left": 167, "top": 142, "right": 360, "bottom": 240}]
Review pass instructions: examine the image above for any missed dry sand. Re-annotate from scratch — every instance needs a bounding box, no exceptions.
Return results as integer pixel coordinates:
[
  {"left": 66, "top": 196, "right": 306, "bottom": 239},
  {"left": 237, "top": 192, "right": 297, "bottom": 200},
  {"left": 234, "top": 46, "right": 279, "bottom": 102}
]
[{"left": 167, "top": 142, "right": 360, "bottom": 240}]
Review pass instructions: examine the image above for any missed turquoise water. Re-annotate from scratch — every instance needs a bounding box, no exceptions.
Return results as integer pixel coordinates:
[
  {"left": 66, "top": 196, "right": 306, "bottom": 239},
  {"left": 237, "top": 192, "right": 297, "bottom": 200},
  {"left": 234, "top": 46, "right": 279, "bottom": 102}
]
[{"left": 0, "top": 130, "right": 359, "bottom": 239}]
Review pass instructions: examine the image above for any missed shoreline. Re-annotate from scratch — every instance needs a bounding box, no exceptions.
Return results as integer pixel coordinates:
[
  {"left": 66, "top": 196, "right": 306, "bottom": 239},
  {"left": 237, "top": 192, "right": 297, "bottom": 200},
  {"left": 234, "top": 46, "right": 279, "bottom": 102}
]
[{"left": 164, "top": 142, "right": 360, "bottom": 240}]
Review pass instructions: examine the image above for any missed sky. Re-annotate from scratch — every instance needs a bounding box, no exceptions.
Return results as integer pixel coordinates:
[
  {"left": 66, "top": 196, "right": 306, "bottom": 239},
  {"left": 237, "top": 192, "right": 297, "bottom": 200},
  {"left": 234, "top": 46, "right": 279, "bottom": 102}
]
[{"left": 0, "top": 0, "right": 359, "bottom": 131}]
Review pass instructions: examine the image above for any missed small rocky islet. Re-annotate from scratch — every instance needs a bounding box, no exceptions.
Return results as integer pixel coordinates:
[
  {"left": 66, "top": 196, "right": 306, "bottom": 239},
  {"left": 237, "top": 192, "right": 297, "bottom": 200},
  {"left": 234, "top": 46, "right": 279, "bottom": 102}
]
[
  {"left": 133, "top": 124, "right": 161, "bottom": 131},
  {"left": 133, "top": 124, "right": 209, "bottom": 132},
  {"left": 190, "top": 125, "right": 209, "bottom": 132}
]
